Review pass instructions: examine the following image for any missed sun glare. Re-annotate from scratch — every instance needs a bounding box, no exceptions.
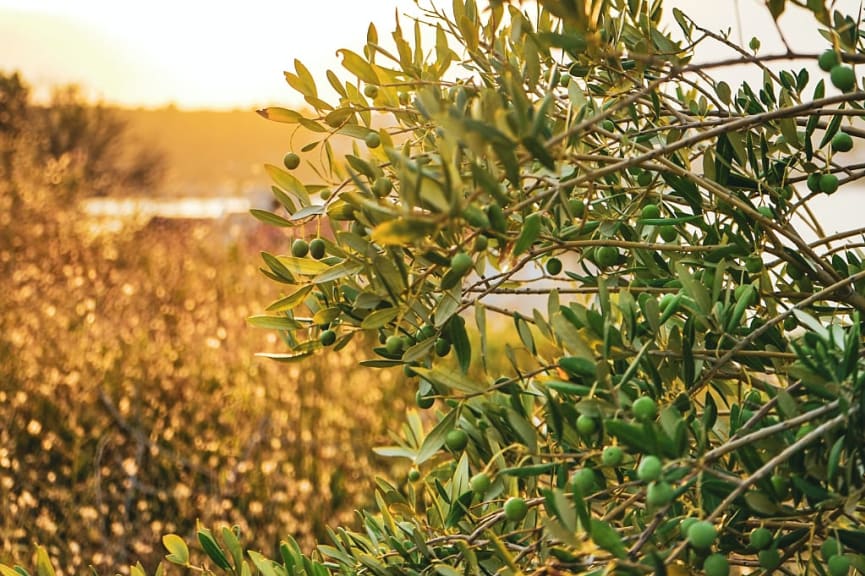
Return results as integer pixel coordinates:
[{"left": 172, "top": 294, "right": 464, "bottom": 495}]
[
  {"left": 0, "top": 0, "right": 859, "bottom": 109},
  {"left": 0, "top": 0, "right": 423, "bottom": 109}
]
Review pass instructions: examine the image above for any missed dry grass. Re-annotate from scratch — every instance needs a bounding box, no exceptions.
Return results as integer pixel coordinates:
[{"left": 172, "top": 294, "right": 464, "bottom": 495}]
[{"left": 0, "top": 143, "right": 412, "bottom": 574}]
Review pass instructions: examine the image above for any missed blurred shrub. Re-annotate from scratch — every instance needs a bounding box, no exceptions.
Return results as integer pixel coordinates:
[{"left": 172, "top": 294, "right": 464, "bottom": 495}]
[{"left": 0, "top": 72, "right": 412, "bottom": 574}]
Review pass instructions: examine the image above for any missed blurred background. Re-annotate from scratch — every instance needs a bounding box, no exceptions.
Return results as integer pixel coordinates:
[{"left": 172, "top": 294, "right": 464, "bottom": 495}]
[{"left": 0, "top": 0, "right": 861, "bottom": 573}]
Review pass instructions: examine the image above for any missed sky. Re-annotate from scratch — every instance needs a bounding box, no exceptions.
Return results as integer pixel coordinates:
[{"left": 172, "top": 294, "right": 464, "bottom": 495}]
[{"left": 0, "top": 0, "right": 858, "bottom": 110}]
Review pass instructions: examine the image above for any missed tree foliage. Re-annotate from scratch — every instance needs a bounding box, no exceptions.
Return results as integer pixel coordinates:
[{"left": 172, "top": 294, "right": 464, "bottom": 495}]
[
  {"left": 8, "top": 0, "right": 865, "bottom": 574},
  {"left": 0, "top": 73, "right": 165, "bottom": 198},
  {"left": 169, "top": 0, "right": 865, "bottom": 574}
]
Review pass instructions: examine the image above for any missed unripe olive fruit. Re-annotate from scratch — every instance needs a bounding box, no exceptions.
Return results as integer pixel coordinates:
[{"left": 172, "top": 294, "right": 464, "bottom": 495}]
[
  {"left": 819, "top": 50, "right": 841, "bottom": 72},
  {"left": 828, "top": 554, "right": 850, "bottom": 576},
  {"left": 749, "top": 527, "right": 773, "bottom": 550},
  {"left": 445, "top": 429, "right": 469, "bottom": 451},
  {"left": 570, "top": 468, "right": 596, "bottom": 492},
  {"left": 408, "top": 468, "right": 421, "bottom": 482},
  {"left": 831, "top": 65, "right": 856, "bottom": 92},
  {"left": 309, "top": 238, "right": 326, "bottom": 260},
  {"left": 503, "top": 497, "right": 528, "bottom": 522},
  {"left": 632, "top": 396, "right": 658, "bottom": 421},
  {"left": 365, "top": 132, "right": 382, "bottom": 148},
  {"left": 745, "top": 256, "right": 763, "bottom": 274},
  {"left": 820, "top": 173, "right": 840, "bottom": 194},
  {"left": 385, "top": 335, "right": 403, "bottom": 355},
  {"left": 601, "top": 119, "right": 615, "bottom": 132},
  {"left": 319, "top": 329, "right": 336, "bottom": 346},
  {"left": 822, "top": 537, "right": 842, "bottom": 559},
  {"left": 576, "top": 414, "right": 597, "bottom": 436},
  {"left": 417, "top": 324, "right": 435, "bottom": 340},
  {"left": 680, "top": 517, "right": 698, "bottom": 535},
  {"left": 291, "top": 238, "right": 309, "bottom": 257},
  {"left": 546, "top": 257, "right": 563, "bottom": 276},
  {"left": 759, "top": 548, "right": 780, "bottom": 570},
  {"left": 646, "top": 481, "right": 674, "bottom": 507},
  {"left": 637, "top": 172, "right": 653, "bottom": 186},
  {"left": 470, "top": 472, "right": 491, "bottom": 494},
  {"left": 659, "top": 225, "right": 678, "bottom": 242},
  {"left": 596, "top": 246, "right": 619, "bottom": 269},
  {"left": 283, "top": 152, "right": 300, "bottom": 170},
  {"left": 637, "top": 455, "right": 662, "bottom": 482},
  {"left": 363, "top": 84, "right": 379, "bottom": 98},
  {"left": 372, "top": 177, "right": 393, "bottom": 197},
  {"left": 451, "top": 252, "right": 473, "bottom": 276},
  {"left": 435, "top": 337, "right": 451, "bottom": 357},
  {"left": 832, "top": 131, "right": 854, "bottom": 153},
  {"left": 416, "top": 390, "right": 434, "bottom": 409},
  {"left": 567, "top": 198, "right": 586, "bottom": 218},
  {"left": 687, "top": 520, "right": 717, "bottom": 549},
  {"left": 703, "top": 553, "right": 730, "bottom": 576},
  {"left": 601, "top": 446, "right": 624, "bottom": 466},
  {"left": 641, "top": 203, "right": 661, "bottom": 220}
]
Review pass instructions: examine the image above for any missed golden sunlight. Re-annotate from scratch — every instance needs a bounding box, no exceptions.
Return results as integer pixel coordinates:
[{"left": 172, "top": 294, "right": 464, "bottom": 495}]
[{"left": 0, "top": 0, "right": 422, "bottom": 109}]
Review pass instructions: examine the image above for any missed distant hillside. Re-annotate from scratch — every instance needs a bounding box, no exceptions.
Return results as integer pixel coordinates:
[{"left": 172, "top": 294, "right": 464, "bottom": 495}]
[{"left": 115, "top": 107, "right": 320, "bottom": 196}]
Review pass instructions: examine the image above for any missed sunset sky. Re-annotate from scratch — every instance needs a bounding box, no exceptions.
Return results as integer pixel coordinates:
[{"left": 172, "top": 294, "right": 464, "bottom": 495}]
[{"left": 0, "top": 0, "right": 856, "bottom": 110}]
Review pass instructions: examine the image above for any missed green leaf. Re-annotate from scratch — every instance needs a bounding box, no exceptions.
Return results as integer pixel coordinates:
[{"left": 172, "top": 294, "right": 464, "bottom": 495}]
[
  {"left": 276, "top": 256, "right": 331, "bottom": 276},
  {"left": 248, "top": 551, "right": 280, "bottom": 576},
  {"left": 247, "top": 315, "right": 304, "bottom": 330},
  {"left": 265, "top": 164, "right": 310, "bottom": 206},
  {"left": 415, "top": 409, "right": 458, "bottom": 464},
  {"left": 337, "top": 49, "right": 379, "bottom": 85},
  {"left": 412, "top": 366, "right": 483, "bottom": 395},
  {"left": 197, "top": 529, "right": 232, "bottom": 570},
  {"left": 558, "top": 356, "right": 597, "bottom": 381},
  {"left": 767, "top": 0, "right": 785, "bottom": 19},
  {"left": 744, "top": 491, "right": 781, "bottom": 515},
  {"left": 313, "top": 260, "right": 364, "bottom": 284},
  {"left": 676, "top": 262, "right": 710, "bottom": 314},
  {"left": 434, "top": 565, "right": 462, "bottom": 576},
  {"left": 818, "top": 112, "right": 844, "bottom": 149},
  {"left": 546, "top": 380, "right": 593, "bottom": 396},
  {"left": 371, "top": 218, "right": 437, "bottom": 245},
  {"left": 312, "top": 307, "right": 341, "bottom": 326},
  {"left": 220, "top": 527, "right": 243, "bottom": 572},
  {"left": 605, "top": 420, "right": 655, "bottom": 454},
  {"left": 256, "top": 107, "right": 303, "bottom": 123},
  {"left": 260, "top": 251, "right": 295, "bottom": 283},
  {"left": 513, "top": 212, "right": 541, "bottom": 256},
  {"left": 250, "top": 209, "right": 293, "bottom": 227},
  {"left": 372, "top": 445, "right": 417, "bottom": 459},
  {"left": 500, "top": 462, "right": 558, "bottom": 477},
  {"left": 360, "top": 307, "right": 400, "bottom": 329},
  {"left": 515, "top": 314, "right": 536, "bottom": 355},
  {"left": 162, "top": 534, "right": 190, "bottom": 566},
  {"left": 827, "top": 435, "right": 845, "bottom": 482},
  {"left": 590, "top": 519, "right": 627, "bottom": 558},
  {"left": 448, "top": 317, "right": 471, "bottom": 373},
  {"left": 267, "top": 285, "right": 314, "bottom": 312},
  {"left": 34, "top": 548, "right": 55, "bottom": 576}
]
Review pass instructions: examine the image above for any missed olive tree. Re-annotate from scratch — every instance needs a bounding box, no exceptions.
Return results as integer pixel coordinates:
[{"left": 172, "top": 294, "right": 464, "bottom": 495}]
[
  {"left": 8, "top": 0, "right": 865, "bottom": 575},
  {"left": 225, "top": 0, "right": 865, "bottom": 574}
]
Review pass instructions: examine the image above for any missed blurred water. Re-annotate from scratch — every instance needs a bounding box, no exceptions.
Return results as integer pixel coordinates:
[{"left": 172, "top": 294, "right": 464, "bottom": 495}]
[{"left": 82, "top": 196, "right": 250, "bottom": 219}]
